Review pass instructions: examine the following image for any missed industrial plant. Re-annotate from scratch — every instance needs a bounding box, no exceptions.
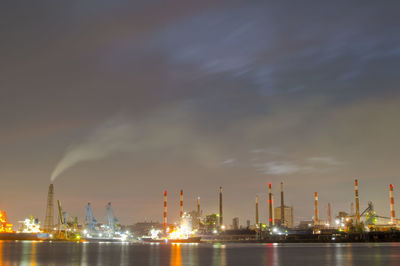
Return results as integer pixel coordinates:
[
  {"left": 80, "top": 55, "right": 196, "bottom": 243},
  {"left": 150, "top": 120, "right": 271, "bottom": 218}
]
[{"left": 0, "top": 179, "right": 399, "bottom": 243}]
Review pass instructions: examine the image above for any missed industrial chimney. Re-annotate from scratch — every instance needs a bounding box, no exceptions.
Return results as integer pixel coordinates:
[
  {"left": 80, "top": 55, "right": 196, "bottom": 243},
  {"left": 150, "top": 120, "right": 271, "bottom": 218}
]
[
  {"left": 280, "top": 182, "right": 285, "bottom": 227},
  {"left": 255, "top": 195, "right": 259, "bottom": 228},
  {"left": 180, "top": 189, "right": 183, "bottom": 218},
  {"left": 327, "top": 203, "right": 332, "bottom": 227},
  {"left": 219, "top": 186, "right": 223, "bottom": 226},
  {"left": 268, "top": 183, "right": 273, "bottom": 227},
  {"left": 163, "top": 190, "right": 167, "bottom": 230},
  {"left": 44, "top": 183, "right": 54, "bottom": 232},
  {"left": 355, "top": 179, "right": 360, "bottom": 224},
  {"left": 314, "top": 192, "right": 319, "bottom": 225},
  {"left": 390, "top": 184, "right": 395, "bottom": 224}
]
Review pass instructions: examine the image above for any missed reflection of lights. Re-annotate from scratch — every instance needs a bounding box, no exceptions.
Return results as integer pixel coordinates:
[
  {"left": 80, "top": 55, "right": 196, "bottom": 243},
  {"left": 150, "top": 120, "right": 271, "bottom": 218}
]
[{"left": 213, "top": 230, "right": 218, "bottom": 234}]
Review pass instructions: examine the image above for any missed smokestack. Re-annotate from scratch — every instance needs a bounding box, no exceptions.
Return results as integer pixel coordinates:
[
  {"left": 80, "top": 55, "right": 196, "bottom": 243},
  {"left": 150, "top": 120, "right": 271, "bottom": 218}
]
[
  {"left": 255, "top": 195, "right": 259, "bottom": 228},
  {"left": 355, "top": 179, "right": 360, "bottom": 224},
  {"left": 327, "top": 203, "right": 332, "bottom": 227},
  {"left": 44, "top": 184, "right": 54, "bottom": 232},
  {"left": 163, "top": 190, "right": 167, "bottom": 230},
  {"left": 268, "top": 183, "right": 273, "bottom": 227},
  {"left": 280, "top": 182, "right": 285, "bottom": 227},
  {"left": 272, "top": 194, "right": 275, "bottom": 226},
  {"left": 350, "top": 202, "right": 354, "bottom": 216},
  {"left": 314, "top": 192, "right": 319, "bottom": 225},
  {"left": 390, "top": 184, "right": 395, "bottom": 224},
  {"left": 219, "top": 187, "right": 223, "bottom": 226},
  {"left": 180, "top": 189, "right": 183, "bottom": 218},
  {"left": 197, "top": 197, "right": 201, "bottom": 217}
]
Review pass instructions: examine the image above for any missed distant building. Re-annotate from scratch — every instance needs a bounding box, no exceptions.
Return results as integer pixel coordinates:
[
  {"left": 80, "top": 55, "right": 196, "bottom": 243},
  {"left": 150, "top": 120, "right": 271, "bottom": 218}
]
[
  {"left": 204, "top": 214, "right": 218, "bottom": 233},
  {"left": 274, "top": 206, "right": 294, "bottom": 228},
  {"left": 232, "top": 217, "right": 239, "bottom": 230}
]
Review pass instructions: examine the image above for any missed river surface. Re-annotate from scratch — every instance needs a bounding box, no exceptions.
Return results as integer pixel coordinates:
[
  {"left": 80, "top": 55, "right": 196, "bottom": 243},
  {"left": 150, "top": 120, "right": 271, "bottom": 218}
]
[{"left": 1, "top": 241, "right": 400, "bottom": 265}]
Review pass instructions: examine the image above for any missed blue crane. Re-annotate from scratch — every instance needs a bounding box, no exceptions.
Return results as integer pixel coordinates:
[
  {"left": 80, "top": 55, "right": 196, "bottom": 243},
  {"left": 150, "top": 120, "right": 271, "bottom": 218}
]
[{"left": 85, "top": 202, "right": 97, "bottom": 233}]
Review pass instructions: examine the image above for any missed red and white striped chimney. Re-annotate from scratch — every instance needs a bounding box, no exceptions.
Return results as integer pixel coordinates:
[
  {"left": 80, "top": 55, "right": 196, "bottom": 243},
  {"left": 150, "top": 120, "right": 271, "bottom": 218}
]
[
  {"left": 268, "top": 183, "right": 273, "bottom": 227},
  {"left": 314, "top": 192, "right": 319, "bottom": 225},
  {"left": 390, "top": 184, "right": 395, "bottom": 224},
  {"left": 180, "top": 189, "right": 183, "bottom": 218},
  {"left": 163, "top": 190, "right": 167, "bottom": 230}
]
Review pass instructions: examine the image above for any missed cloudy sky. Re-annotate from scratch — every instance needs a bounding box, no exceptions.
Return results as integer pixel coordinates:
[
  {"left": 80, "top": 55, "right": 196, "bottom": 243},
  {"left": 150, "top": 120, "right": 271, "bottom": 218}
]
[{"left": 1, "top": 1, "right": 399, "bottom": 226}]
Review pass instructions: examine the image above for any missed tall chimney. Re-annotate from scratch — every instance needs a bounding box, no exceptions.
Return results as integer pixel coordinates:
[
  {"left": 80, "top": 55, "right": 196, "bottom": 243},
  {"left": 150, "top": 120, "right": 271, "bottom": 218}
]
[
  {"left": 272, "top": 194, "right": 275, "bottom": 226},
  {"left": 219, "top": 186, "right": 223, "bottom": 226},
  {"left": 44, "top": 184, "right": 54, "bottom": 232},
  {"left": 314, "top": 192, "right": 319, "bottom": 225},
  {"left": 255, "top": 195, "right": 259, "bottom": 228},
  {"left": 268, "top": 183, "right": 273, "bottom": 227},
  {"left": 197, "top": 197, "right": 201, "bottom": 217},
  {"left": 163, "top": 190, "right": 167, "bottom": 230},
  {"left": 350, "top": 202, "right": 354, "bottom": 216},
  {"left": 327, "top": 203, "right": 332, "bottom": 227},
  {"left": 180, "top": 189, "right": 183, "bottom": 218},
  {"left": 390, "top": 184, "right": 395, "bottom": 224},
  {"left": 280, "top": 182, "right": 285, "bottom": 227},
  {"left": 355, "top": 179, "right": 360, "bottom": 224}
]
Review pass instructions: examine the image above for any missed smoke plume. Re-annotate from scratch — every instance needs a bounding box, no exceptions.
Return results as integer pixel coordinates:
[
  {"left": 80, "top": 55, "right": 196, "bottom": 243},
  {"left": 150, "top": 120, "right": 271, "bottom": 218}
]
[{"left": 50, "top": 117, "right": 136, "bottom": 182}]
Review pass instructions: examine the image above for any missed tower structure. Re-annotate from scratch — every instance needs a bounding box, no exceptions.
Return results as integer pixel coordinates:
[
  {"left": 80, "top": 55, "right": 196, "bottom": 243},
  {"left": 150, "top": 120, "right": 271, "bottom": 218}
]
[
  {"left": 268, "top": 183, "right": 273, "bottom": 227},
  {"left": 390, "top": 184, "right": 395, "bottom": 224},
  {"left": 163, "top": 190, "right": 167, "bottom": 230},
  {"left": 44, "top": 183, "right": 54, "bottom": 232},
  {"left": 314, "top": 192, "right": 319, "bottom": 225},
  {"left": 219, "top": 187, "right": 223, "bottom": 226},
  {"left": 255, "top": 195, "right": 259, "bottom": 227},
  {"left": 327, "top": 203, "right": 332, "bottom": 226},
  {"left": 280, "top": 182, "right": 285, "bottom": 227},
  {"left": 355, "top": 179, "right": 360, "bottom": 224},
  {"left": 180, "top": 189, "right": 183, "bottom": 218},
  {"left": 197, "top": 197, "right": 201, "bottom": 217}
]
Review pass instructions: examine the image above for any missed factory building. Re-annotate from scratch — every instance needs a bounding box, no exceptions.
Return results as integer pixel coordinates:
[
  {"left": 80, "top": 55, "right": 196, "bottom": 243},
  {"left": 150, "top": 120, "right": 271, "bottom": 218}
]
[{"left": 274, "top": 206, "right": 294, "bottom": 228}]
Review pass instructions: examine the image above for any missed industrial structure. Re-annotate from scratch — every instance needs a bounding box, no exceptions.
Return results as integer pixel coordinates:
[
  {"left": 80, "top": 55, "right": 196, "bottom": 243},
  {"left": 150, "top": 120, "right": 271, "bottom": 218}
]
[
  {"left": 389, "top": 184, "right": 395, "bottom": 224},
  {"left": 268, "top": 183, "right": 273, "bottom": 227},
  {"left": 314, "top": 192, "right": 319, "bottom": 225},
  {"left": 274, "top": 206, "right": 294, "bottom": 228},
  {"left": 280, "top": 182, "right": 285, "bottom": 227},
  {"left": 219, "top": 186, "right": 223, "bottom": 227},
  {"left": 163, "top": 190, "right": 167, "bottom": 230},
  {"left": 180, "top": 189, "right": 183, "bottom": 219},
  {"left": 43, "top": 184, "right": 54, "bottom": 232},
  {"left": 255, "top": 195, "right": 259, "bottom": 228},
  {"left": 355, "top": 179, "right": 361, "bottom": 224}
]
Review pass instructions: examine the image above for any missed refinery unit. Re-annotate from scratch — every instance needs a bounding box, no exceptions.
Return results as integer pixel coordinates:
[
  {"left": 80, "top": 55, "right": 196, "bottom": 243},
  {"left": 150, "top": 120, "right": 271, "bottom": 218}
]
[{"left": 0, "top": 179, "right": 399, "bottom": 242}]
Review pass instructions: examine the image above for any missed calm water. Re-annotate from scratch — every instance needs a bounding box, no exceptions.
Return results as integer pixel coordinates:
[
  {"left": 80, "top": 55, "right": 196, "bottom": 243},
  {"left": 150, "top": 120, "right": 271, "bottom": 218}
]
[{"left": 1, "top": 241, "right": 400, "bottom": 266}]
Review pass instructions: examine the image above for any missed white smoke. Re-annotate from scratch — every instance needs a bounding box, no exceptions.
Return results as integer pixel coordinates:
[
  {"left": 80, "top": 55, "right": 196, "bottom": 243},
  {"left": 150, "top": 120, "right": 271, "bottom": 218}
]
[
  {"left": 50, "top": 117, "right": 137, "bottom": 182},
  {"left": 50, "top": 105, "right": 226, "bottom": 182}
]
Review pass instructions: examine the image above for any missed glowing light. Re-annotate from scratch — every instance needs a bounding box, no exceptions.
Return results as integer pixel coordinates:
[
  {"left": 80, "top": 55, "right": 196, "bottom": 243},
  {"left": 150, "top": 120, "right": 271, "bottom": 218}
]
[{"left": 0, "top": 210, "right": 13, "bottom": 233}]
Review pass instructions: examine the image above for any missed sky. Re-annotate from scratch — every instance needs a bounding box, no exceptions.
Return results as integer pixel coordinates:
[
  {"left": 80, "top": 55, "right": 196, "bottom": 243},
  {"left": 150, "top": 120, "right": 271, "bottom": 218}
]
[{"left": 1, "top": 1, "right": 400, "bottom": 226}]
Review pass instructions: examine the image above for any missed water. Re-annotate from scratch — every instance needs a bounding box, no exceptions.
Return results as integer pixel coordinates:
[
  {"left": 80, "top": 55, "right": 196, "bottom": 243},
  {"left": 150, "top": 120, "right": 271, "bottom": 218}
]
[{"left": 1, "top": 241, "right": 400, "bottom": 265}]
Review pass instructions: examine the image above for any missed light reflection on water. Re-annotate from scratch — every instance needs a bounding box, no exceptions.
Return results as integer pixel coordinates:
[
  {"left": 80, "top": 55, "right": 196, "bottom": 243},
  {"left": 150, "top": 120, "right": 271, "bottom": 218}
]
[{"left": 0, "top": 241, "right": 399, "bottom": 265}]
